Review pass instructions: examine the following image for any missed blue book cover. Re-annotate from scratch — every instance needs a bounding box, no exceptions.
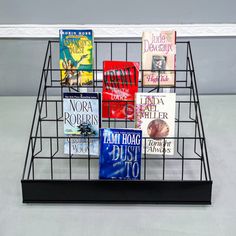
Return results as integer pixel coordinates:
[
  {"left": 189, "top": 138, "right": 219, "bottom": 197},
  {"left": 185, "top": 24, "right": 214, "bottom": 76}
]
[
  {"left": 99, "top": 128, "right": 142, "bottom": 180},
  {"left": 63, "top": 92, "right": 101, "bottom": 155}
]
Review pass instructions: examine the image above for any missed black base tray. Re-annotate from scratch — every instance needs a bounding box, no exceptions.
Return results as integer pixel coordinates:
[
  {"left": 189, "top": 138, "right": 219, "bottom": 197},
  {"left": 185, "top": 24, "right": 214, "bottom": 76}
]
[{"left": 22, "top": 180, "right": 212, "bottom": 204}]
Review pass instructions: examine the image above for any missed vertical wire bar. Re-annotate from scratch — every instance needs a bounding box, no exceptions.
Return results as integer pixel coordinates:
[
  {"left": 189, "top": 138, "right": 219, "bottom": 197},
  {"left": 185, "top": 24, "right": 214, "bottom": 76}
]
[
  {"left": 194, "top": 121, "right": 197, "bottom": 153},
  {"left": 88, "top": 137, "right": 90, "bottom": 180},
  {"left": 144, "top": 138, "right": 147, "bottom": 180},
  {"left": 108, "top": 101, "right": 111, "bottom": 128},
  {"left": 201, "top": 138, "right": 208, "bottom": 181},
  {"left": 76, "top": 68, "right": 79, "bottom": 92},
  {"left": 200, "top": 138, "right": 204, "bottom": 180},
  {"left": 93, "top": 69, "right": 95, "bottom": 92},
  {"left": 200, "top": 156, "right": 203, "bottom": 181},
  {"left": 125, "top": 42, "right": 128, "bottom": 61},
  {"left": 158, "top": 70, "right": 161, "bottom": 92},
  {"left": 56, "top": 101, "right": 59, "bottom": 153},
  {"left": 177, "top": 102, "right": 181, "bottom": 154},
  {"left": 173, "top": 69, "right": 177, "bottom": 93},
  {"left": 50, "top": 42, "right": 53, "bottom": 86},
  {"left": 95, "top": 42, "right": 98, "bottom": 88},
  {"left": 181, "top": 139, "right": 185, "bottom": 180},
  {"left": 189, "top": 81, "right": 193, "bottom": 120},
  {"left": 44, "top": 79, "right": 48, "bottom": 119},
  {"left": 31, "top": 138, "right": 35, "bottom": 180},
  {"left": 162, "top": 138, "right": 166, "bottom": 180},
  {"left": 141, "top": 70, "right": 144, "bottom": 92},
  {"left": 185, "top": 44, "right": 189, "bottom": 87},
  {"left": 110, "top": 42, "right": 113, "bottom": 60},
  {"left": 32, "top": 158, "right": 35, "bottom": 180},
  {"left": 28, "top": 138, "right": 35, "bottom": 179},
  {"left": 174, "top": 42, "right": 178, "bottom": 93},
  {"left": 39, "top": 117, "right": 42, "bottom": 153},
  {"left": 125, "top": 101, "right": 128, "bottom": 128},
  {"left": 50, "top": 137, "right": 53, "bottom": 180},
  {"left": 69, "top": 137, "right": 72, "bottom": 180},
  {"left": 60, "top": 78, "right": 64, "bottom": 118}
]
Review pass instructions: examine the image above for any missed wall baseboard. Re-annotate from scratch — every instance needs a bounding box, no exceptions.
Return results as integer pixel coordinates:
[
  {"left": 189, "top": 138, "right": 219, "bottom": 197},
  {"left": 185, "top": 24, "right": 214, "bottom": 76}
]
[{"left": 0, "top": 24, "right": 236, "bottom": 38}]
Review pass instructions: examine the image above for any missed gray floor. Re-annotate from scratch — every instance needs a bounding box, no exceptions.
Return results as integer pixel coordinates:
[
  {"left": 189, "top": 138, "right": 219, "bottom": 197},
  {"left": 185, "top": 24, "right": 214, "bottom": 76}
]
[{"left": 0, "top": 95, "right": 235, "bottom": 236}]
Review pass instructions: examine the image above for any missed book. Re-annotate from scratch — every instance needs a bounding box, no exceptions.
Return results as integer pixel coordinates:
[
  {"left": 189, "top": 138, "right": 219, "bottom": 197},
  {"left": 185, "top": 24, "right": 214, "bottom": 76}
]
[
  {"left": 102, "top": 61, "right": 139, "bottom": 120},
  {"left": 135, "top": 93, "right": 176, "bottom": 155},
  {"left": 59, "top": 29, "right": 93, "bottom": 86},
  {"left": 142, "top": 31, "right": 176, "bottom": 86},
  {"left": 63, "top": 92, "right": 101, "bottom": 155},
  {"left": 99, "top": 128, "right": 142, "bottom": 180}
]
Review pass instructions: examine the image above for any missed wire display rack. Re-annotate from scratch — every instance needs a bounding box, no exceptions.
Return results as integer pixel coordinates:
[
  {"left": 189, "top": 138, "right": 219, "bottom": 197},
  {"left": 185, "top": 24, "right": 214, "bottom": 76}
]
[{"left": 21, "top": 39, "right": 212, "bottom": 204}]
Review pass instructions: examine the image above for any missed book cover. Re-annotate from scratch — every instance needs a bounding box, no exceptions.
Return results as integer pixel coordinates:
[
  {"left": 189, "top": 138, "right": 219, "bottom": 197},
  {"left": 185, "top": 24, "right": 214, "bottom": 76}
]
[
  {"left": 102, "top": 61, "right": 139, "bottom": 120},
  {"left": 135, "top": 93, "right": 176, "bottom": 155},
  {"left": 59, "top": 29, "right": 93, "bottom": 86},
  {"left": 142, "top": 31, "right": 176, "bottom": 86},
  {"left": 63, "top": 92, "right": 101, "bottom": 155},
  {"left": 99, "top": 128, "right": 142, "bottom": 180}
]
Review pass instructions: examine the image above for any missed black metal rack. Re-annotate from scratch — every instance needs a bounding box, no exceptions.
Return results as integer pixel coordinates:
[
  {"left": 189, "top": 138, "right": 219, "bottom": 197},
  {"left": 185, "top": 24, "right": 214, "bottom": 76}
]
[{"left": 21, "top": 39, "right": 212, "bottom": 204}]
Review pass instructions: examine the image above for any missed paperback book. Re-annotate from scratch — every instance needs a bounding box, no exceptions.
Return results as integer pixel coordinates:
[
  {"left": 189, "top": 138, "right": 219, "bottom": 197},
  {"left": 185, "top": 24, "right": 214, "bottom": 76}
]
[
  {"left": 135, "top": 93, "right": 176, "bottom": 155},
  {"left": 99, "top": 128, "right": 142, "bottom": 180},
  {"left": 59, "top": 29, "right": 93, "bottom": 86},
  {"left": 142, "top": 31, "right": 176, "bottom": 86},
  {"left": 63, "top": 92, "right": 101, "bottom": 155},
  {"left": 102, "top": 61, "right": 139, "bottom": 120}
]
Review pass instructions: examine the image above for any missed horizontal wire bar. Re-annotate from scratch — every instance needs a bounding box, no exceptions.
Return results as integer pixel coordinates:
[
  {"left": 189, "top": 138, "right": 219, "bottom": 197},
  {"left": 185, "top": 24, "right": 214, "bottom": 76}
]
[{"left": 33, "top": 156, "right": 202, "bottom": 161}]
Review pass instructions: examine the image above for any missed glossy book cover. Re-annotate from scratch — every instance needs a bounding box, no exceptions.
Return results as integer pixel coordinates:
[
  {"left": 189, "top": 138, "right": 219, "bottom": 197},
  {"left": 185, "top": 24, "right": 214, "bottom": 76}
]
[
  {"left": 142, "top": 31, "right": 176, "bottom": 86},
  {"left": 99, "top": 128, "right": 142, "bottom": 180},
  {"left": 63, "top": 92, "right": 101, "bottom": 155},
  {"left": 102, "top": 61, "right": 139, "bottom": 120},
  {"left": 135, "top": 93, "right": 176, "bottom": 155},
  {"left": 59, "top": 29, "right": 93, "bottom": 86}
]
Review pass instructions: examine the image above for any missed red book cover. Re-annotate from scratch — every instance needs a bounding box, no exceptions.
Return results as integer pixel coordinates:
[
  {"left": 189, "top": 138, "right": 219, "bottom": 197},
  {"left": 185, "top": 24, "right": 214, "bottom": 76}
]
[{"left": 102, "top": 61, "right": 139, "bottom": 120}]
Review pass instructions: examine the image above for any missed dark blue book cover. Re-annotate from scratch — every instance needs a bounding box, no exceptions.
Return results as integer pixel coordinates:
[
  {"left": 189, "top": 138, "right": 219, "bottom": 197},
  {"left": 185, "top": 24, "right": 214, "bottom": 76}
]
[{"left": 99, "top": 128, "right": 142, "bottom": 180}]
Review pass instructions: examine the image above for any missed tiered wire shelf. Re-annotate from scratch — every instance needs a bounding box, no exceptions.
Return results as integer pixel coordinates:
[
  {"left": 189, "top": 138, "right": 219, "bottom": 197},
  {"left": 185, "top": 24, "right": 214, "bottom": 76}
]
[{"left": 21, "top": 39, "right": 212, "bottom": 204}]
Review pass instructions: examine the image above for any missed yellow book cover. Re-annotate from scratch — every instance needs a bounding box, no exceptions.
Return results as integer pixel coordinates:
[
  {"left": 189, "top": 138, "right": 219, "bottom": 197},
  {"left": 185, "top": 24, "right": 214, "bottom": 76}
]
[{"left": 59, "top": 29, "right": 93, "bottom": 86}]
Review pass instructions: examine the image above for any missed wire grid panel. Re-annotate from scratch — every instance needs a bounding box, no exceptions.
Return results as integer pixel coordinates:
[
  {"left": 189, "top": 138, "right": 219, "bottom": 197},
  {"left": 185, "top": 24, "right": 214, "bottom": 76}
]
[{"left": 22, "top": 40, "right": 211, "bottom": 184}]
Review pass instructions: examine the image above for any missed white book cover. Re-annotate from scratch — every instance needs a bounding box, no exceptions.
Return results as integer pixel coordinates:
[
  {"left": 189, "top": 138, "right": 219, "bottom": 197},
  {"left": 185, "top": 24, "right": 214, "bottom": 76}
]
[
  {"left": 135, "top": 92, "right": 176, "bottom": 155},
  {"left": 63, "top": 92, "right": 101, "bottom": 156},
  {"left": 142, "top": 31, "right": 176, "bottom": 86}
]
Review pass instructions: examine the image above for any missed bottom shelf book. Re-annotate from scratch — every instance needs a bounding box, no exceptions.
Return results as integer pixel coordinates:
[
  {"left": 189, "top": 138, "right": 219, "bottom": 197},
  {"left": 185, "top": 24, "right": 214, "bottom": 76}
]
[{"left": 99, "top": 128, "right": 142, "bottom": 180}]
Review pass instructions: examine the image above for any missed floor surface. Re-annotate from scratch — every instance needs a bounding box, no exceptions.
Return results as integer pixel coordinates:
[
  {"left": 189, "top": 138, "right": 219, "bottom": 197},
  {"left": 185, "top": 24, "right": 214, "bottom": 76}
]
[{"left": 0, "top": 95, "right": 235, "bottom": 236}]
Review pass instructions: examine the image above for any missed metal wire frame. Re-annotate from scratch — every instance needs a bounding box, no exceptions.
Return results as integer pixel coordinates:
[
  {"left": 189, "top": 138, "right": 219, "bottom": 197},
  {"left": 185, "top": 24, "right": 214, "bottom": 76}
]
[{"left": 21, "top": 40, "right": 211, "bottom": 193}]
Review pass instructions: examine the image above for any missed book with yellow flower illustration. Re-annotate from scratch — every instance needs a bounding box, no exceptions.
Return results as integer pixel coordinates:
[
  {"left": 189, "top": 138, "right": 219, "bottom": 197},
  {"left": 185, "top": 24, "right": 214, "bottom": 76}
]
[{"left": 59, "top": 29, "right": 93, "bottom": 86}]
